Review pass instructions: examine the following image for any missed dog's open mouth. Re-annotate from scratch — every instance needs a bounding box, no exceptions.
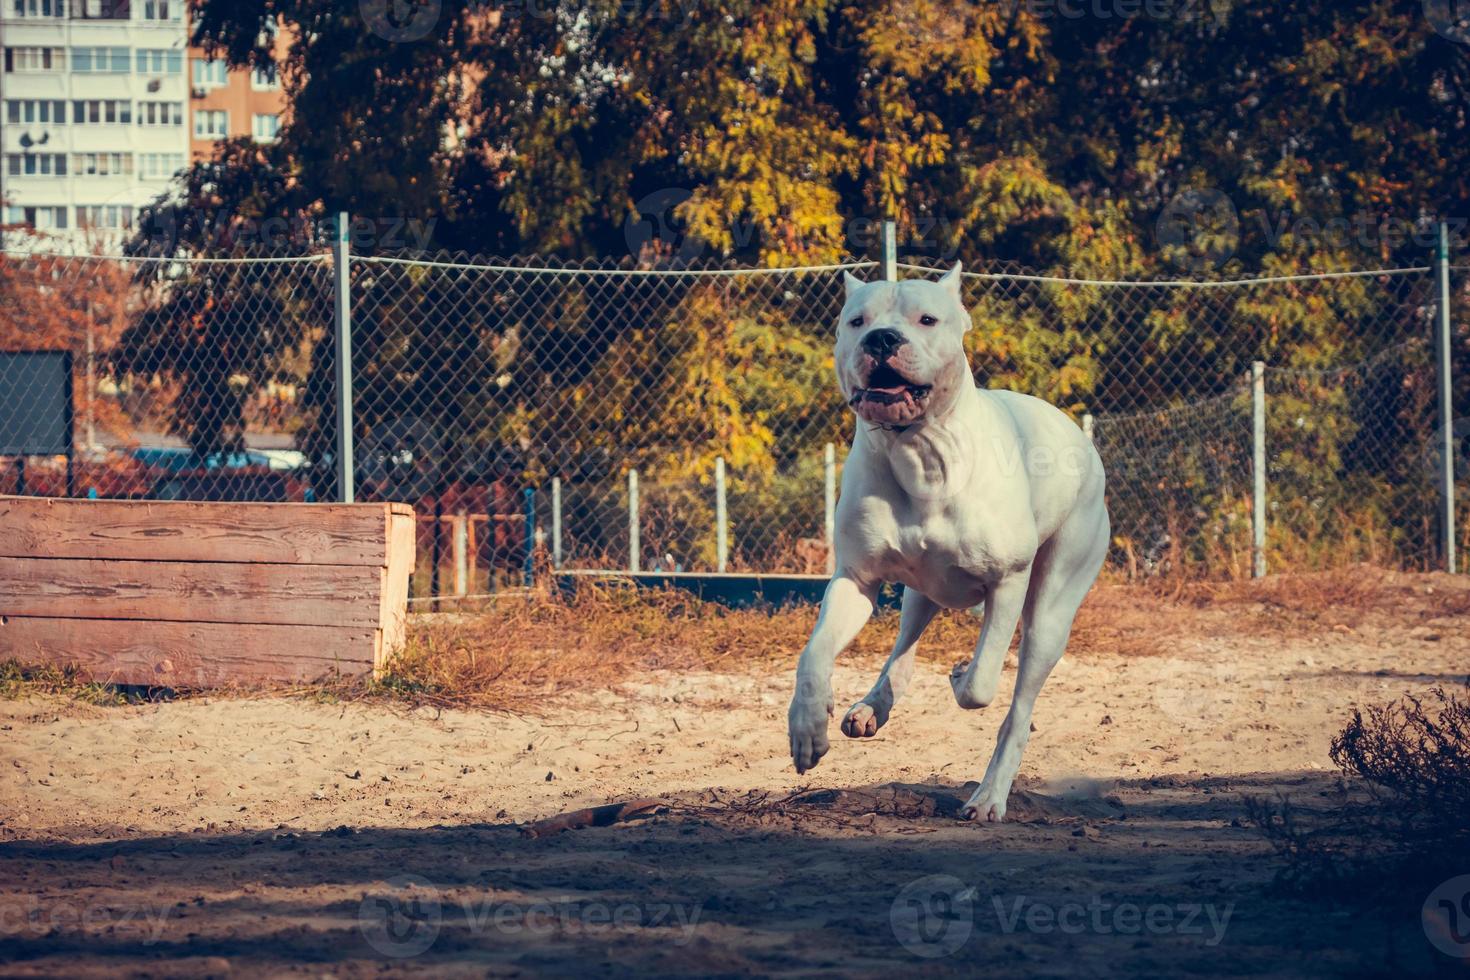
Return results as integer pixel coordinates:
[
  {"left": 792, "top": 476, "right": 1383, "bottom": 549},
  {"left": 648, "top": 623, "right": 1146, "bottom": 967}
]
[
  {"left": 850, "top": 362, "right": 932, "bottom": 406},
  {"left": 849, "top": 363, "right": 932, "bottom": 427}
]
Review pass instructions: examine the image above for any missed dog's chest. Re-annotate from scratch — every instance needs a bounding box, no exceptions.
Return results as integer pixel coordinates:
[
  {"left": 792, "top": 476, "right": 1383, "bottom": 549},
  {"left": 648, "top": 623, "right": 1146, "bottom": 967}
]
[{"left": 867, "top": 508, "right": 1019, "bottom": 607}]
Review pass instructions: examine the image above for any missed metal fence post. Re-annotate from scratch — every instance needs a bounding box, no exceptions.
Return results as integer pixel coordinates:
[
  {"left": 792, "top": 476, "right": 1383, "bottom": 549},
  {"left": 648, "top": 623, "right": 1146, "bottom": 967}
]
[
  {"left": 627, "top": 470, "right": 640, "bottom": 573},
  {"left": 824, "top": 443, "right": 837, "bottom": 575},
  {"left": 715, "top": 457, "right": 728, "bottom": 573},
  {"left": 1436, "top": 221, "right": 1459, "bottom": 574},
  {"left": 523, "top": 488, "right": 536, "bottom": 587},
  {"left": 1252, "top": 361, "right": 1267, "bottom": 579},
  {"left": 551, "top": 476, "right": 563, "bottom": 570},
  {"left": 331, "top": 211, "right": 355, "bottom": 503},
  {"left": 881, "top": 220, "right": 897, "bottom": 281}
]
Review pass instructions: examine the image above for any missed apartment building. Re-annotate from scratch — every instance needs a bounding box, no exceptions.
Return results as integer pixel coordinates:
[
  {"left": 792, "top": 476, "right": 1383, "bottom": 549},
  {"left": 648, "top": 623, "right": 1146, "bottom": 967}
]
[
  {"left": 189, "top": 47, "right": 284, "bottom": 161},
  {"left": 0, "top": 0, "right": 285, "bottom": 250}
]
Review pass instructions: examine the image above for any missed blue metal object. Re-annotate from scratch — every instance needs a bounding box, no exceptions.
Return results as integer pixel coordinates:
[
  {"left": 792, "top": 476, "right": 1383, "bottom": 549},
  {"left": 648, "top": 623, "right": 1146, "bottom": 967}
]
[
  {"left": 551, "top": 571, "right": 904, "bottom": 611},
  {"left": 523, "top": 487, "right": 536, "bottom": 587}
]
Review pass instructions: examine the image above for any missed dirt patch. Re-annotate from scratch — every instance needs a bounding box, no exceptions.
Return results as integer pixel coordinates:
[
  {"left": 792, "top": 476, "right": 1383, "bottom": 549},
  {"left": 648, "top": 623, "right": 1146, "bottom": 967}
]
[{"left": 1, "top": 570, "right": 1468, "bottom": 975}]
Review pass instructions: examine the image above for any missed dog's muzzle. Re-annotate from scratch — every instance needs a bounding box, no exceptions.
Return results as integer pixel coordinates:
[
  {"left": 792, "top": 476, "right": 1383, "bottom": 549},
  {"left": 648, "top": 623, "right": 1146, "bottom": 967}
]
[{"left": 850, "top": 361, "right": 933, "bottom": 428}]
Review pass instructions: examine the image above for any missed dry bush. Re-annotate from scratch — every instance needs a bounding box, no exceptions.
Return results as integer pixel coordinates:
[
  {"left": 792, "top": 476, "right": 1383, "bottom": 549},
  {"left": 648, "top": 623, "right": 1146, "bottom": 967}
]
[{"left": 1247, "top": 685, "right": 1470, "bottom": 896}]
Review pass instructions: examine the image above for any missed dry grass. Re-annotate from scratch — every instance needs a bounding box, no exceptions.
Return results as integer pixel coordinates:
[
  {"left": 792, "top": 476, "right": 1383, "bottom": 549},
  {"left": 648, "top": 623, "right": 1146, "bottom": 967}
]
[
  {"left": 3, "top": 565, "right": 1466, "bottom": 714},
  {"left": 367, "top": 564, "right": 1469, "bottom": 713},
  {"left": 1248, "top": 684, "right": 1470, "bottom": 898}
]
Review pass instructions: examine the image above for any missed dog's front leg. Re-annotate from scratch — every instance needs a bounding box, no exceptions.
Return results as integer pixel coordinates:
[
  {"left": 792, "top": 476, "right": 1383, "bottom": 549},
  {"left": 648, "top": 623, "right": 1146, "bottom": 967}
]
[{"left": 789, "top": 575, "right": 876, "bottom": 774}]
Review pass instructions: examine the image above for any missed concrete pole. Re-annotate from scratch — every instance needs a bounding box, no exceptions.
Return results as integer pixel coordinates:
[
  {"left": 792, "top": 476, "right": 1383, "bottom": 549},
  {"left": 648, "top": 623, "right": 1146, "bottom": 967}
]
[
  {"left": 881, "top": 220, "right": 897, "bottom": 281},
  {"left": 628, "top": 470, "right": 640, "bottom": 573},
  {"left": 715, "top": 457, "right": 728, "bottom": 573},
  {"left": 452, "top": 509, "right": 468, "bottom": 596},
  {"left": 331, "top": 211, "right": 355, "bottom": 503},
  {"left": 1252, "top": 361, "right": 1267, "bottom": 579},
  {"left": 824, "top": 442, "right": 837, "bottom": 576},
  {"left": 1435, "top": 221, "right": 1458, "bottom": 574},
  {"left": 551, "top": 476, "right": 563, "bottom": 570}
]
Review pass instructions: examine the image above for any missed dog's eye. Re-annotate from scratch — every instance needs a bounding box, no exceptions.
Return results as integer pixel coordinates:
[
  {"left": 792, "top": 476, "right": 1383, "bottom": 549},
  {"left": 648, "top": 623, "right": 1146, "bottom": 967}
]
[
  {"left": 919, "top": 314, "right": 938, "bottom": 326},
  {"left": 848, "top": 316, "right": 864, "bottom": 328}
]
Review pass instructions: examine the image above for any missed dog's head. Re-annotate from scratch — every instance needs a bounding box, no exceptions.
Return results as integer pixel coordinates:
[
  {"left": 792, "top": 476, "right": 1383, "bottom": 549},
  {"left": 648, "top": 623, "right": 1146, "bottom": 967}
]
[{"left": 834, "top": 262, "right": 972, "bottom": 429}]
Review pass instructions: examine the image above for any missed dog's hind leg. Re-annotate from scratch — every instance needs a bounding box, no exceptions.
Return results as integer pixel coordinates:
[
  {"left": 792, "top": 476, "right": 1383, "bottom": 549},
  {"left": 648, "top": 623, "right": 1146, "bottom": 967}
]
[
  {"left": 842, "top": 587, "right": 940, "bottom": 739},
  {"left": 948, "top": 570, "right": 1030, "bottom": 710},
  {"left": 962, "top": 499, "right": 1110, "bottom": 823}
]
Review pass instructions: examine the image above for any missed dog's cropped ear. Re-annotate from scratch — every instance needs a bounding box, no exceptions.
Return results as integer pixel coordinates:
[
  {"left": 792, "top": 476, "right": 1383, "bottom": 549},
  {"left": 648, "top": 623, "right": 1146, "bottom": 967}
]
[
  {"left": 843, "top": 270, "right": 865, "bottom": 302},
  {"left": 938, "top": 261, "right": 963, "bottom": 300}
]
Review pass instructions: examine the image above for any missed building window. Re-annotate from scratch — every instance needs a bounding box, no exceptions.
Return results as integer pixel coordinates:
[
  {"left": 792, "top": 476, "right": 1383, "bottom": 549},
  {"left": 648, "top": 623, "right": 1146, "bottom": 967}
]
[
  {"left": 251, "top": 65, "right": 279, "bottom": 90},
  {"left": 73, "top": 0, "right": 128, "bottom": 18},
  {"left": 72, "top": 99, "right": 132, "bottom": 124},
  {"left": 5, "top": 100, "right": 67, "bottom": 124},
  {"left": 11, "top": 0, "right": 65, "bottom": 17},
  {"left": 137, "top": 101, "right": 183, "bottom": 126},
  {"left": 251, "top": 113, "right": 280, "bottom": 142},
  {"left": 138, "top": 152, "right": 184, "bottom": 179},
  {"left": 141, "top": 0, "right": 176, "bottom": 19},
  {"left": 4, "top": 48, "right": 65, "bottom": 73},
  {"left": 192, "top": 59, "right": 228, "bottom": 89},
  {"left": 72, "top": 152, "right": 133, "bottom": 176},
  {"left": 78, "top": 205, "right": 133, "bottom": 231},
  {"left": 6, "top": 153, "right": 68, "bottom": 177},
  {"left": 71, "top": 47, "right": 130, "bottom": 74},
  {"left": 4, "top": 206, "right": 69, "bottom": 231},
  {"left": 135, "top": 49, "right": 184, "bottom": 75},
  {"left": 194, "top": 109, "right": 228, "bottom": 138}
]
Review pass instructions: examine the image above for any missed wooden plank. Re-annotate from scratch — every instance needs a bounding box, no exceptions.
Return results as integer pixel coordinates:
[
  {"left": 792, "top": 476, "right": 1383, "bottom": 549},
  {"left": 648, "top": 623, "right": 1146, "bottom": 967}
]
[
  {"left": 375, "top": 510, "right": 417, "bottom": 676},
  {"left": 0, "top": 615, "right": 375, "bottom": 686},
  {"left": 0, "top": 556, "right": 383, "bottom": 627},
  {"left": 0, "top": 495, "right": 410, "bottom": 566}
]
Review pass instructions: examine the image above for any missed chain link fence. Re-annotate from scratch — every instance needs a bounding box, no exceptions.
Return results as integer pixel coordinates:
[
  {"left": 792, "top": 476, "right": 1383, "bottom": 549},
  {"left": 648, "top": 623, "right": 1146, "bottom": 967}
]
[{"left": 1, "top": 241, "right": 1463, "bottom": 593}]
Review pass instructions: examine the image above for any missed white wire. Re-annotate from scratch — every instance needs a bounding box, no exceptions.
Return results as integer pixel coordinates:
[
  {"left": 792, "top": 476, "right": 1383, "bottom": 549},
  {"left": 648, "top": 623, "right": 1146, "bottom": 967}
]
[
  {"left": 1, "top": 249, "right": 329, "bottom": 265},
  {"left": 897, "top": 262, "right": 1432, "bottom": 288},
  {"left": 354, "top": 255, "right": 880, "bottom": 275}
]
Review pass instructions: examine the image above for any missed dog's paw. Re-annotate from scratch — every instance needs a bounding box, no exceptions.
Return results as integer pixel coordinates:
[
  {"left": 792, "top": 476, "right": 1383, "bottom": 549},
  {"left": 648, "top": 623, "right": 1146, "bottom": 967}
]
[
  {"left": 788, "top": 696, "right": 833, "bottom": 775},
  {"left": 948, "top": 659, "right": 992, "bottom": 710},
  {"left": 840, "top": 700, "right": 886, "bottom": 739},
  {"left": 960, "top": 785, "right": 1007, "bottom": 824}
]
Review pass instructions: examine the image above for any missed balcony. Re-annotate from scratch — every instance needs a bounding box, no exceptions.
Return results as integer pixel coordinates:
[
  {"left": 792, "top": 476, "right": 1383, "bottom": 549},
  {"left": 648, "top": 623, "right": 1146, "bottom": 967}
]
[{"left": 68, "top": 0, "right": 129, "bottom": 19}]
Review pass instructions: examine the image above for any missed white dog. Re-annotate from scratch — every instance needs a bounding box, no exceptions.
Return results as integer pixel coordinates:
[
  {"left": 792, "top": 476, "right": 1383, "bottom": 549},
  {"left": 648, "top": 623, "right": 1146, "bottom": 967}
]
[{"left": 787, "top": 263, "right": 1110, "bottom": 822}]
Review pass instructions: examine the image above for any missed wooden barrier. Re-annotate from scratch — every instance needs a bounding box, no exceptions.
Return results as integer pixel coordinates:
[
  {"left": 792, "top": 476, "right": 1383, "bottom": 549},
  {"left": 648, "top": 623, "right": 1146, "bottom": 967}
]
[{"left": 0, "top": 495, "right": 415, "bottom": 686}]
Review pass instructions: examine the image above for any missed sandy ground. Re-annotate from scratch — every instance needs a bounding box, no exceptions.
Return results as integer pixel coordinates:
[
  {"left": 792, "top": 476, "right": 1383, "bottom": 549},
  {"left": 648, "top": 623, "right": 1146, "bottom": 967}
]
[{"left": 2, "top": 574, "right": 1468, "bottom": 976}]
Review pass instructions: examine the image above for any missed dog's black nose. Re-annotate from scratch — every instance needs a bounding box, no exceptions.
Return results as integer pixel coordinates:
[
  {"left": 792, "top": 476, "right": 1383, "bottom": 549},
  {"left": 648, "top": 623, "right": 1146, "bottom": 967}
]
[{"left": 861, "top": 328, "right": 906, "bottom": 359}]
